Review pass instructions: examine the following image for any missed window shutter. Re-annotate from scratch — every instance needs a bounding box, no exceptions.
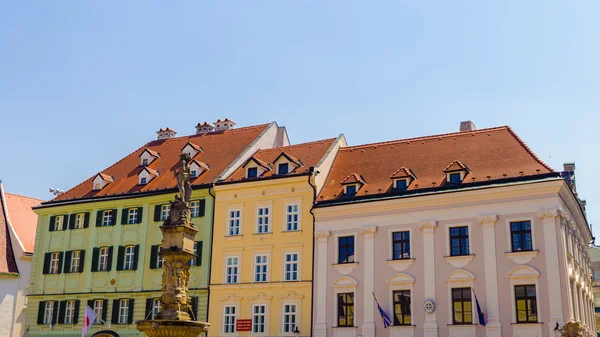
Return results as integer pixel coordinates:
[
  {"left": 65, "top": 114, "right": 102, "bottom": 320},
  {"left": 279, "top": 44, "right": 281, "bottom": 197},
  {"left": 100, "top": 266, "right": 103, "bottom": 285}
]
[
  {"left": 137, "top": 207, "right": 144, "bottom": 224},
  {"left": 102, "top": 299, "right": 108, "bottom": 322},
  {"left": 195, "top": 241, "right": 202, "bottom": 266},
  {"left": 83, "top": 212, "right": 90, "bottom": 228},
  {"left": 78, "top": 250, "right": 85, "bottom": 272},
  {"left": 57, "top": 252, "right": 64, "bottom": 274},
  {"left": 49, "top": 216, "right": 56, "bottom": 232},
  {"left": 127, "top": 299, "right": 135, "bottom": 324},
  {"left": 68, "top": 214, "right": 75, "bottom": 229},
  {"left": 116, "top": 246, "right": 124, "bottom": 271},
  {"left": 132, "top": 244, "right": 140, "bottom": 270},
  {"left": 107, "top": 246, "right": 114, "bottom": 271},
  {"left": 63, "top": 251, "right": 72, "bottom": 274},
  {"left": 96, "top": 211, "right": 103, "bottom": 227},
  {"left": 43, "top": 253, "right": 51, "bottom": 274},
  {"left": 190, "top": 296, "right": 198, "bottom": 320},
  {"left": 111, "top": 209, "right": 118, "bottom": 226},
  {"left": 91, "top": 248, "right": 99, "bottom": 272},
  {"left": 73, "top": 300, "right": 80, "bottom": 324},
  {"left": 58, "top": 300, "right": 66, "bottom": 324},
  {"left": 111, "top": 299, "right": 119, "bottom": 324},
  {"left": 149, "top": 245, "right": 158, "bottom": 269},
  {"left": 37, "top": 301, "right": 46, "bottom": 324},
  {"left": 145, "top": 298, "right": 153, "bottom": 319},
  {"left": 52, "top": 301, "right": 59, "bottom": 325},
  {"left": 153, "top": 205, "right": 161, "bottom": 222},
  {"left": 198, "top": 199, "right": 206, "bottom": 217},
  {"left": 87, "top": 300, "right": 93, "bottom": 310},
  {"left": 121, "top": 208, "right": 128, "bottom": 225}
]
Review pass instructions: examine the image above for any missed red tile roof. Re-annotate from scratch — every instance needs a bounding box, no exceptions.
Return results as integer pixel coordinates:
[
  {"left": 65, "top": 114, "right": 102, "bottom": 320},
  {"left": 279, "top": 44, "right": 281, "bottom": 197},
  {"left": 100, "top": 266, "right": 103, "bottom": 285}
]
[
  {"left": 226, "top": 138, "right": 337, "bottom": 182},
  {"left": 96, "top": 173, "right": 113, "bottom": 182},
  {"left": 390, "top": 167, "right": 416, "bottom": 179},
  {"left": 318, "top": 126, "right": 553, "bottom": 201},
  {"left": 4, "top": 192, "right": 42, "bottom": 254},
  {"left": 341, "top": 173, "right": 366, "bottom": 185},
  {"left": 183, "top": 142, "right": 203, "bottom": 153},
  {"left": 444, "top": 160, "right": 470, "bottom": 173},
  {"left": 143, "top": 167, "right": 160, "bottom": 177},
  {"left": 192, "top": 160, "right": 210, "bottom": 170},
  {"left": 51, "top": 123, "right": 271, "bottom": 202},
  {"left": 140, "top": 148, "right": 160, "bottom": 158}
]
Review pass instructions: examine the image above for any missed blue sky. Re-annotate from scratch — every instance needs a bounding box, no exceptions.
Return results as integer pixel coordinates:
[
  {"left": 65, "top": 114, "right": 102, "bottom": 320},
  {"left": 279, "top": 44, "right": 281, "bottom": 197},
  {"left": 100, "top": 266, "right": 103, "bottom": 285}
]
[{"left": 1, "top": 2, "right": 599, "bottom": 233}]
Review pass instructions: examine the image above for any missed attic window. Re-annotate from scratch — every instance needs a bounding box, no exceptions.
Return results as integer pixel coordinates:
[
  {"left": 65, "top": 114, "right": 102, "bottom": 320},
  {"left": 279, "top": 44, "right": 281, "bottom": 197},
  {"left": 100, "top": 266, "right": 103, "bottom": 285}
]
[
  {"left": 248, "top": 167, "right": 258, "bottom": 178},
  {"left": 191, "top": 170, "right": 197, "bottom": 178},
  {"left": 278, "top": 163, "right": 289, "bottom": 175},
  {"left": 345, "top": 185, "right": 358, "bottom": 196},
  {"left": 395, "top": 179, "right": 408, "bottom": 190},
  {"left": 449, "top": 173, "right": 462, "bottom": 184},
  {"left": 443, "top": 160, "right": 470, "bottom": 186},
  {"left": 142, "top": 158, "right": 148, "bottom": 166},
  {"left": 94, "top": 183, "right": 101, "bottom": 190},
  {"left": 140, "top": 177, "right": 147, "bottom": 185}
]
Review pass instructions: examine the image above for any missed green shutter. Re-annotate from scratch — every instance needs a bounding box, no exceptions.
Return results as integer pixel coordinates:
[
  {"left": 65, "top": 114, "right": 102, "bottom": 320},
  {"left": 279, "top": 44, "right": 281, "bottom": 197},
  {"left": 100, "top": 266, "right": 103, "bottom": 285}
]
[
  {"left": 96, "top": 211, "right": 103, "bottom": 227},
  {"left": 42, "top": 253, "right": 51, "bottom": 274},
  {"left": 149, "top": 245, "right": 158, "bottom": 269},
  {"left": 111, "top": 299, "right": 119, "bottom": 324},
  {"left": 63, "top": 251, "right": 72, "bottom": 274},
  {"left": 73, "top": 300, "right": 80, "bottom": 324},
  {"left": 102, "top": 299, "right": 108, "bottom": 322},
  {"left": 153, "top": 205, "right": 161, "bottom": 222},
  {"left": 37, "top": 301, "right": 45, "bottom": 324},
  {"left": 78, "top": 250, "right": 85, "bottom": 272},
  {"left": 57, "top": 252, "right": 64, "bottom": 274},
  {"left": 58, "top": 300, "right": 66, "bottom": 324},
  {"left": 107, "top": 246, "right": 114, "bottom": 271},
  {"left": 116, "top": 246, "right": 124, "bottom": 271},
  {"left": 91, "top": 248, "right": 99, "bottom": 272},
  {"left": 195, "top": 241, "right": 203, "bottom": 266},
  {"left": 191, "top": 296, "right": 199, "bottom": 320},
  {"left": 111, "top": 209, "right": 118, "bottom": 226},
  {"left": 121, "top": 208, "right": 129, "bottom": 225},
  {"left": 198, "top": 199, "right": 206, "bottom": 217},
  {"left": 145, "top": 298, "right": 153, "bottom": 319},
  {"left": 137, "top": 207, "right": 144, "bottom": 224},
  {"left": 83, "top": 212, "right": 90, "bottom": 228},
  {"left": 127, "top": 299, "right": 135, "bottom": 324},
  {"left": 49, "top": 216, "right": 55, "bottom": 232},
  {"left": 68, "top": 214, "right": 75, "bottom": 229},
  {"left": 132, "top": 244, "right": 140, "bottom": 270},
  {"left": 52, "top": 301, "right": 59, "bottom": 324}
]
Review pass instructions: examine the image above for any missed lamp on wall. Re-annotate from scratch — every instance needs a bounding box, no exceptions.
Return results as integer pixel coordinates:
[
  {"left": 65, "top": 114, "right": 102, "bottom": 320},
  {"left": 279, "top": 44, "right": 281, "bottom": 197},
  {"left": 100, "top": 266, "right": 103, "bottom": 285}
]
[{"left": 293, "top": 326, "right": 300, "bottom": 337}]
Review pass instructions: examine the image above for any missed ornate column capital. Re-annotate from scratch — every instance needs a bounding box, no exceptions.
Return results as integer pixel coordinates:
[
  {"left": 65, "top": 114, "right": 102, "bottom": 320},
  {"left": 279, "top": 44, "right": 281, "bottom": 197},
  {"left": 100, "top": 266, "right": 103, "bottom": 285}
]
[
  {"left": 419, "top": 220, "right": 437, "bottom": 232},
  {"left": 315, "top": 230, "right": 331, "bottom": 241},
  {"left": 537, "top": 209, "right": 559, "bottom": 221},
  {"left": 360, "top": 225, "right": 377, "bottom": 236},
  {"left": 477, "top": 215, "right": 498, "bottom": 227}
]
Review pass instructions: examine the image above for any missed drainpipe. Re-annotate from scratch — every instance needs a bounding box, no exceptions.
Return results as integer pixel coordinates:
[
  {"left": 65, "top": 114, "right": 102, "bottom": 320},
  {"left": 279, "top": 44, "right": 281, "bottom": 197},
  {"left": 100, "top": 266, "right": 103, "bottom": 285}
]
[
  {"left": 206, "top": 183, "right": 216, "bottom": 324},
  {"left": 307, "top": 167, "right": 317, "bottom": 337}
]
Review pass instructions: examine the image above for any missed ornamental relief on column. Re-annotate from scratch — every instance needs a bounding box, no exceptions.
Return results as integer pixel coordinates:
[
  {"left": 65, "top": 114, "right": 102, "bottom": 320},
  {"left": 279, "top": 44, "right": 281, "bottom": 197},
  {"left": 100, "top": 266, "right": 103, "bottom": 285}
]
[
  {"left": 418, "top": 220, "right": 437, "bottom": 232},
  {"left": 314, "top": 230, "right": 331, "bottom": 241},
  {"left": 477, "top": 215, "right": 497, "bottom": 228},
  {"left": 536, "top": 209, "right": 559, "bottom": 220},
  {"left": 360, "top": 225, "right": 377, "bottom": 236}
]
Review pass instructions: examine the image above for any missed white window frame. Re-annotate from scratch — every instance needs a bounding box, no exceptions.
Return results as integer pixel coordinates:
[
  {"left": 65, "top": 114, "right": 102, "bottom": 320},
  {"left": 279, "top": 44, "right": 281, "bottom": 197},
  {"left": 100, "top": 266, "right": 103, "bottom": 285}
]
[
  {"left": 152, "top": 298, "right": 161, "bottom": 319},
  {"left": 388, "top": 227, "right": 413, "bottom": 260},
  {"left": 505, "top": 216, "right": 537, "bottom": 252},
  {"left": 223, "top": 305, "right": 237, "bottom": 334},
  {"left": 74, "top": 213, "right": 85, "bottom": 229},
  {"left": 102, "top": 210, "right": 112, "bottom": 226},
  {"left": 118, "top": 299, "right": 129, "bottom": 324},
  {"left": 282, "top": 303, "right": 298, "bottom": 334},
  {"left": 93, "top": 300, "right": 103, "bottom": 324},
  {"left": 70, "top": 250, "right": 81, "bottom": 273},
  {"left": 50, "top": 252, "right": 60, "bottom": 274},
  {"left": 127, "top": 208, "right": 138, "bottom": 224},
  {"left": 253, "top": 304, "right": 266, "bottom": 333},
  {"left": 98, "top": 247, "right": 109, "bottom": 272},
  {"left": 54, "top": 215, "right": 64, "bottom": 231},
  {"left": 285, "top": 203, "right": 300, "bottom": 231},
  {"left": 445, "top": 270, "right": 476, "bottom": 326},
  {"left": 190, "top": 201, "right": 200, "bottom": 217},
  {"left": 256, "top": 206, "right": 271, "bottom": 233},
  {"left": 254, "top": 254, "right": 268, "bottom": 283},
  {"left": 344, "top": 184, "right": 359, "bottom": 195},
  {"left": 333, "top": 276, "right": 358, "bottom": 328},
  {"left": 387, "top": 273, "right": 415, "bottom": 326},
  {"left": 225, "top": 256, "right": 239, "bottom": 284},
  {"left": 124, "top": 246, "right": 135, "bottom": 270},
  {"left": 508, "top": 265, "right": 541, "bottom": 324},
  {"left": 142, "top": 158, "right": 149, "bottom": 165},
  {"left": 140, "top": 177, "right": 147, "bottom": 185},
  {"left": 227, "top": 209, "right": 242, "bottom": 236},
  {"left": 44, "top": 301, "right": 55, "bottom": 324},
  {"left": 160, "top": 205, "right": 170, "bottom": 221},
  {"left": 64, "top": 300, "right": 75, "bottom": 324},
  {"left": 445, "top": 222, "right": 472, "bottom": 256},
  {"left": 334, "top": 233, "right": 358, "bottom": 265},
  {"left": 157, "top": 253, "right": 165, "bottom": 269},
  {"left": 284, "top": 252, "right": 299, "bottom": 281},
  {"left": 191, "top": 170, "right": 197, "bottom": 177}
]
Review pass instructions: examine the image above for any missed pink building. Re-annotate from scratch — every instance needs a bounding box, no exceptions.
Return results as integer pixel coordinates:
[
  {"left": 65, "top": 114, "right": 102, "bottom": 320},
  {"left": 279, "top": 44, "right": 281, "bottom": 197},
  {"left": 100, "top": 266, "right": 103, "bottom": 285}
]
[{"left": 312, "top": 123, "right": 594, "bottom": 337}]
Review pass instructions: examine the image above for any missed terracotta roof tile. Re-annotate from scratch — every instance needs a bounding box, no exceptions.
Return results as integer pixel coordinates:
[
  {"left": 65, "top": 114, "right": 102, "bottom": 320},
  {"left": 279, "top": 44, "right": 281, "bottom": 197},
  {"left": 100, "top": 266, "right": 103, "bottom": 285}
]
[
  {"left": 390, "top": 167, "right": 416, "bottom": 179},
  {"left": 274, "top": 152, "right": 302, "bottom": 166},
  {"left": 140, "top": 148, "right": 160, "bottom": 158},
  {"left": 443, "top": 160, "right": 470, "bottom": 173},
  {"left": 341, "top": 173, "right": 366, "bottom": 185},
  {"left": 183, "top": 142, "right": 203, "bottom": 153},
  {"left": 244, "top": 157, "right": 272, "bottom": 170},
  {"left": 318, "top": 126, "right": 553, "bottom": 200},
  {"left": 192, "top": 159, "right": 210, "bottom": 170},
  {"left": 96, "top": 173, "right": 114, "bottom": 182},
  {"left": 143, "top": 167, "right": 160, "bottom": 176},
  {"left": 3, "top": 192, "right": 42, "bottom": 254}
]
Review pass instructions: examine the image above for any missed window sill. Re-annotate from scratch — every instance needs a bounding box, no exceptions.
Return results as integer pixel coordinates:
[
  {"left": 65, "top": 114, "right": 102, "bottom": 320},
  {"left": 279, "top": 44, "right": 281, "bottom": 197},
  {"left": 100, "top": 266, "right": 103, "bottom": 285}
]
[
  {"left": 505, "top": 250, "right": 539, "bottom": 264},
  {"left": 386, "top": 259, "right": 415, "bottom": 272},
  {"left": 332, "top": 262, "right": 358, "bottom": 275},
  {"left": 282, "top": 230, "right": 302, "bottom": 236},
  {"left": 333, "top": 326, "right": 358, "bottom": 329},
  {"left": 511, "top": 322, "right": 542, "bottom": 325},
  {"left": 443, "top": 254, "right": 475, "bottom": 268},
  {"left": 224, "top": 235, "right": 243, "bottom": 241},
  {"left": 253, "top": 232, "right": 273, "bottom": 239}
]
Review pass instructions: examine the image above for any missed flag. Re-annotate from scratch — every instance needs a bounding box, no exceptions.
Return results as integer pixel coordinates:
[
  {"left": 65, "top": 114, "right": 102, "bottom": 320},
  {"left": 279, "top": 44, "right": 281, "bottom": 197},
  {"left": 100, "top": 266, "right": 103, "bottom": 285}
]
[
  {"left": 472, "top": 288, "right": 486, "bottom": 326},
  {"left": 372, "top": 292, "right": 392, "bottom": 328},
  {"left": 82, "top": 305, "right": 97, "bottom": 336}
]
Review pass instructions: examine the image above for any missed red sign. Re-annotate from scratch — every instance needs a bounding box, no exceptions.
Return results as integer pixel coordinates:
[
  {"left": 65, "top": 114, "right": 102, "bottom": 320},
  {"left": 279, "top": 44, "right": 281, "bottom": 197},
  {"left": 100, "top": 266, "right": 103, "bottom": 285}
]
[{"left": 236, "top": 319, "right": 252, "bottom": 331}]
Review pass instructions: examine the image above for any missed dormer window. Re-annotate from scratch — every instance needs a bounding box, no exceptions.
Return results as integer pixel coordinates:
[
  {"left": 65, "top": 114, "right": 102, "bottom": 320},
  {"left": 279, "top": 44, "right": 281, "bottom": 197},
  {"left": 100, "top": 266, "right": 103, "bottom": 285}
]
[
  {"left": 345, "top": 185, "right": 357, "bottom": 196},
  {"left": 142, "top": 158, "right": 148, "bottom": 166},
  {"left": 181, "top": 142, "right": 203, "bottom": 159},
  {"left": 395, "top": 179, "right": 408, "bottom": 190},
  {"left": 278, "top": 163, "right": 289, "bottom": 175},
  {"left": 138, "top": 167, "right": 159, "bottom": 185},
  {"left": 449, "top": 173, "right": 461, "bottom": 184},
  {"left": 92, "top": 173, "right": 113, "bottom": 191},
  {"left": 273, "top": 152, "right": 302, "bottom": 176},
  {"left": 94, "top": 183, "right": 101, "bottom": 190},
  {"left": 248, "top": 167, "right": 258, "bottom": 178},
  {"left": 443, "top": 160, "right": 470, "bottom": 186},
  {"left": 340, "top": 173, "right": 365, "bottom": 197},
  {"left": 243, "top": 157, "right": 271, "bottom": 179},
  {"left": 191, "top": 170, "right": 197, "bottom": 178},
  {"left": 139, "top": 149, "right": 159, "bottom": 167},
  {"left": 390, "top": 167, "right": 416, "bottom": 192}
]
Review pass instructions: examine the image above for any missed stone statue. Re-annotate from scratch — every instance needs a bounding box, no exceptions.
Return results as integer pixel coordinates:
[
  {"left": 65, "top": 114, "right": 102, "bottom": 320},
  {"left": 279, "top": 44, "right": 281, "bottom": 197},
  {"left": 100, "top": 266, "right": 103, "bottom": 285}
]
[
  {"left": 561, "top": 321, "right": 584, "bottom": 337},
  {"left": 176, "top": 153, "right": 193, "bottom": 203}
]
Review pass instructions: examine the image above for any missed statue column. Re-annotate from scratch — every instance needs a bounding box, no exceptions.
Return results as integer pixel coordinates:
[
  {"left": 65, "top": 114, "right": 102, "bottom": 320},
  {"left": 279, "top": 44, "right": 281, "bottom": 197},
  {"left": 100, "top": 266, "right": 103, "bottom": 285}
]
[
  {"left": 477, "top": 215, "right": 502, "bottom": 337},
  {"left": 361, "top": 226, "right": 377, "bottom": 337},
  {"left": 419, "top": 221, "right": 438, "bottom": 337},
  {"left": 314, "top": 231, "right": 330, "bottom": 337}
]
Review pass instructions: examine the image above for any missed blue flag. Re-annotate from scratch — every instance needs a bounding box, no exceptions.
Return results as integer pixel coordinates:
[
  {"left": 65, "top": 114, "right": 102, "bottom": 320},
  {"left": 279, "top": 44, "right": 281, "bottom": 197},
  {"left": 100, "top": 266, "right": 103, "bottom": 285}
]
[
  {"left": 472, "top": 289, "right": 486, "bottom": 326},
  {"left": 372, "top": 292, "right": 392, "bottom": 328}
]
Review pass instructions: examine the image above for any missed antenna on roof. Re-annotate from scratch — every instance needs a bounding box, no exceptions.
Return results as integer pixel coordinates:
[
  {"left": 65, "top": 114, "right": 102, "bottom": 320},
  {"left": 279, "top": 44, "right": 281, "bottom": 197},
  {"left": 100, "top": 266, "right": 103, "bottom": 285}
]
[{"left": 49, "top": 188, "right": 65, "bottom": 197}]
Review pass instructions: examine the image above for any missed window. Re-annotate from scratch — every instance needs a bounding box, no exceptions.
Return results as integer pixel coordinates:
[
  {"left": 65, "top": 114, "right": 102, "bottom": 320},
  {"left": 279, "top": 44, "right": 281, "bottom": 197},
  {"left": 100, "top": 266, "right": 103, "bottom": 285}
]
[
  {"left": 54, "top": 215, "right": 64, "bottom": 231},
  {"left": 64, "top": 300, "right": 75, "bottom": 324},
  {"left": 228, "top": 210, "right": 241, "bottom": 236},
  {"left": 393, "top": 290, "right": 411, "bottom": 325},
  {"left": 345, "top": 185, "right": 357, "bottom": 196},
  {"left": 156, "top": 254, "right": 165, "bottom": 269},
  {"left": 337, "top": 293, "right": 354, "bottom": 327},
  {"left": 94, "top": 183, "right": 101, "bottom": 190},
  {"left": 257, "top": 207, "right": 270, "bottom": 233},
  {"left": 451, "top": 288, "right": 472, "bottom": 324},
  {"left": 102, "top": 210, "right": 112, "bottom": 226},
  {"left": 191, "top": 170, "right": 197, "bottom": 177},
  {"left": 190, "top": 201, "right": 200, "bottom": 217},
  {"left": 75, "top": 213, "right": 85, "bottom": 229},
  {"left": 449, "top": 173, "right": 462, "bottom": 184},
  {"left": 511, "top": 221, "right": 533, "bottom": 252},
  {"left": 50, "top": 252, "right": 61, "bottom": 274},
  {"left": 189, "top": 242, "right": 199, "bottom": 266},
  {"left": 338, "top": 236, "right": 355, "bottom": 264},
  {"left": 142, "top": 158, "right": 149, "bottom": 165},
  {"left": 254, "top": 255, "right": 268, "bottom": 282},
  {"left": 140, "top": 177, "right": 147, "bottom": 184},
  {"left": 392, "top": 231, "right": 410, "bottom": 260},
  {"left": 284, "top": 253, "right": 299, "bottom": 281},
  {"left": 450, "top": 226, "right": 469, "bottom": 256},
  {"left": 152, "top": 298, "right": 161, "bottom": 319},
  {"left": 224, "top": 306, "right": 236, "bottom": 333},
  {"left": 515, "top": 285, "right": 537, "bottom": 323},
  {"left": 226, "top": 257, "right": 239, "bottom": 284},
  {"left": 98, "top": 247, "right": 109, "bottom": 272},
  {"left": 395, "top": 179, "right": 408, "bottom": 190},
  {"left": 253, "top": 305, "right": 266, "bottom": 333},
  {"left": 127, "top": 208, "right": 138, "bottom": 224},
  {"left": 160, "top": 205, "right": 170, "bottom": 221},
  {"left": 285, "top": 204, "right": 299, "bottom": 231},
  {"left": 247, "top": 167, "right": 258, "bottom": 178},
  {"left": 44, "top": 301, "right": 55, "bottom": 324},
  {"left": 93, "top": 300, "right": 103, "bottom": 324},
  {"left": 283, "top": 304, "right": 297, "bottom": 333},
  {"left": 118, "top": 299, "right": 129, "bottom": 324},
  {"left": 70, "top": 251, "right": 81, "bottom": 273},
  {"left": 278, "top": 163, "right": 289, "bottom": 175},
  {"left": 124, "top": 246, "right": 135, "bottom": 270}
]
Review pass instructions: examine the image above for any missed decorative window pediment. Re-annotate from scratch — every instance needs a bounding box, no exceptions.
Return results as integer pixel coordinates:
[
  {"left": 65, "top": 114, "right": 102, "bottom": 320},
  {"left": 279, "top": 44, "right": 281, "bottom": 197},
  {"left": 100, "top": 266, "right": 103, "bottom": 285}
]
[
  {"left": 446, "top": 269, "right": 475, "bottom": 282},
  {"left": 341, "top": 173, "right": 365, "bottom": 196},
  {"left": 139, "top": 148, "right": 160, "bottom": 166},
  {"left": 443, "top": 160, "right": 470, "bottom": 185},
  {"left": 93, "top": 173, "right": 113, "bottom": 191},
  {"left": 333, "top": 276, "right": 358, "bottom": 289},
  {"left": 190, "top": 160, "right": 209, "bottom": 178},
  {"left": 139, "top": 167, "right": 159, "bottom": 185},
  {"left": 181, "top": 142, "right": 203, "bottom": 158},
  {"left": 508, "top": 265, "right": 540, "bottom": 280},
  {"left": 273, "top": 152, "right": 302, "bottom": 175},
  {"left": 390, "top": 167, "right": 416, "bottom": 190},
  {"left": 243, "top": 157, "right": 271, "bottom": 179},
  {"left": 387, "top": 273, "right": 415, "bottom": 285}
]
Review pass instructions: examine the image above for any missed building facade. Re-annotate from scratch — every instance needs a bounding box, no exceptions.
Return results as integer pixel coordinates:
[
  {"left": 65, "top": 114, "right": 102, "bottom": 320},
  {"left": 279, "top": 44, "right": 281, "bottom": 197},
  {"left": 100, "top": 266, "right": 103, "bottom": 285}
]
[
  {"left": 589, "top": 246, "right": 600, "bottom": 336},
  {"left": 312, "top": 124, "right": 595, "bottom": 337},
  {"left": 26, "top": 121, "right": 289, "bottom": 337},
  {"left": 208, "top": 136, "right": 346, "bottom": 337}
]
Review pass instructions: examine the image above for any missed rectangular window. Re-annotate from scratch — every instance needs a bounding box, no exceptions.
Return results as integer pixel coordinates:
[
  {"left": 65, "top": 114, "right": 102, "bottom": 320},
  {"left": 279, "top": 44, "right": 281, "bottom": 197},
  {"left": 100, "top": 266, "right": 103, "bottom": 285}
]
[
  {"left": 98, "top": 247, "right": 109, "bottom": 272},
  {"left": 124, "top": 246, "right": 135, "bottom": 270},
  {"left": 449, "top": 172, "right": 462, "bottom": 184},
  {"left": 254, "top": 255, "right": 268, "bottom": 282},
  {"left": 278, "top": 163, "right": 289, "bottom": 174},
  {"left": 286, "top": 204, "right": 299, "bottom": 231},
  {"left": 142, "top": 158, "right": 148, "bottom": 165},
  {"left": 190, "top": 201, "right": 200, "bottom": 218},
  {"left": 228, "top": 210, "right": 241, "bottom": 236},
  {"left": 338, "top": 236, "right": 355, "bottom": 264},
  {"left": 189, "top": 242, "right": 199, "bottom": 266},
  {"left": 70, "top": 251, "right": 81, "bottom": 273},
  {"left": 118, "top": 299, "right": 129, "bottom": 324},
  {"left": 50, "top": 252, "right": 61, "bottom": 274},
  {"left": 247, "top": 167, "right": 258, "bottom": 178},
  {"left": 252, "top": 304, "right": 266, "bottom": 333},
  {"left": 257, "top": 207, "right": 270, "bottom": 233},
  {"left": 152, "top": 298, "right": 161, "bottom": 319},
  {"left": 44, "top": 301, "right": 55, "bottom": 324},
  {"left": 140, "top": 177, "right": 147, "bottom": 184},
  {"left": 75, "top": 213, "right": 85, "bottom": 229},
  {"left": 345, "top": 185, "right": 357, "bottom": 196},
  {"left": 102, "top": 210, "right": 112, "bottom": 226},
  {"left": 511, "top": 221, "right": 533, "bottom": 252},
  {"left": 283, "top": 304, "right": 297, "bottom": 333},
  {"left": 226, "top": 256, "right": 239, "bottom": 284},
  {"left": 54, "top": 215, "right": 64, "bottom": 231},
  {"left": 191, "top": 170, "right": 197, "bottom": 177},
  {"left": 450, "top": 226, "right": 469, "bottom": 256},
  {"left": 393, "top": 290, "right": 411, "bottom": 325},
  {"left": 392, "top": 231, "right": 410, "bottom": 260},
  {"left": 395, "top": 179, "right": 408, "bottom": 190},
  {"left": 93, "top": 300, "right": 103, "bottom": 324},
  {"left": 127, "top": 208, "right": 138, "bottom": 224},
  {"left": 284, "top": 253, "right": 299, "bottom": 281},
  {"left": 337, "top": 293, "right": 354, "bottom": 327},
  {"left": 452, "top": 288, "right": 472, "bottom": 324},
  {"left": 160, "top": 205, "right": 170, "bottom": 221},
  {"left": 223, "top": 305, "right": 236, "bottom": 333},
  {"left": 157, "top": 254, "right": 165, "bottom": 269},
  {"left": 64, "top": 300, "right": 75, "bottom": 324},
  {"left": 515, "top": 285, "right": 538, "bottom": 323}
]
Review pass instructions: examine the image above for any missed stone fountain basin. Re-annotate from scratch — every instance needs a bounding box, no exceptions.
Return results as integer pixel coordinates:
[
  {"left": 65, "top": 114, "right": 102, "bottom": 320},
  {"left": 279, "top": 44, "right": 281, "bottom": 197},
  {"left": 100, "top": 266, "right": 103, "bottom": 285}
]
[{"left": 136, "top": 319, "right": 210, "bottom": 337}]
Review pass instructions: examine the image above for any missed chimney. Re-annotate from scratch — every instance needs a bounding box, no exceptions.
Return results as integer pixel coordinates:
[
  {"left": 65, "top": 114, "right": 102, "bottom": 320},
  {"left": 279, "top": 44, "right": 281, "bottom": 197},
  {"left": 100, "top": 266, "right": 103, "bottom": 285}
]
[
  {"left": 562, "top": 162, "right": 577, "bottom": 194},
  {"left": 156, "top": 127, "right": 177, "bottom": 140},
  {"left": 195, "top": 122, "right": 215, "bottom": 135},
  {"left": 460, "top": 121, "right": 476, "bottom": 132},
  {"left": 214, "top": 118, "right": 236, "bottom": 132}
]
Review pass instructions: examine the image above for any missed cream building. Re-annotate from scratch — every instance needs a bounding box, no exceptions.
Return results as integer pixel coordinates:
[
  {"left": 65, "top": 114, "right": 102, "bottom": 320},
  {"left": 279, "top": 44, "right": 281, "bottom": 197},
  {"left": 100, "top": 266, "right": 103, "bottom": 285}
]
[{"left": 313, "top": 123, "right": 595, "bottom": 337}]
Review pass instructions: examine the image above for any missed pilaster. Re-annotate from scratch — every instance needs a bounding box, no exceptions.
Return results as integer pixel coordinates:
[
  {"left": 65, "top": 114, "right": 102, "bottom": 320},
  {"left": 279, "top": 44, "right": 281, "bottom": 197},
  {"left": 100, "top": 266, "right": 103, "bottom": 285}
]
[
  {"left": 418, "top": 221, "right": 438, "bottom": 337},
  {"left": 314, "top": 230, "right": 330, "bottom": 337},
  {"left": 360, "top": 226, "right": 377, "bottom": 337},
  {"left": 477, "top": 215, "right": 501, "bottom": 337}
]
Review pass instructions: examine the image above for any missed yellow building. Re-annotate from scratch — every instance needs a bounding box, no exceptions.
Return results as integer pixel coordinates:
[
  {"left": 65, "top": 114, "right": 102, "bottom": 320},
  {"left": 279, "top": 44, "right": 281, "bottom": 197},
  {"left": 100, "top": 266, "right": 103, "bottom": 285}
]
[{"left": 208, "top": 136, "right": 345, "bottom": 337}]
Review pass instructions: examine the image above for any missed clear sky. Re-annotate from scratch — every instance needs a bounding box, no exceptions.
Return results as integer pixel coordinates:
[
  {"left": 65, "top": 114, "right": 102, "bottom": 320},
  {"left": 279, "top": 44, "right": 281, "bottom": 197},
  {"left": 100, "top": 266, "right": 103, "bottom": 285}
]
[{"left": 1, "top": 2, "right": 599, "bottom": 233}]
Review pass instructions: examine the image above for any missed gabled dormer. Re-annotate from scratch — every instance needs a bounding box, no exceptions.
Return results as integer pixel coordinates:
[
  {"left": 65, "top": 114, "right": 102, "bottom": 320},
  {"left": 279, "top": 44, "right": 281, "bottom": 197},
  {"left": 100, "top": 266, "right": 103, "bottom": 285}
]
[
  {"left": 190, "top": 160, "right": 210, "bottom": 178},
  {"left": 139, "top": 167, "right": 159, "bottom": 185},
  {"left": 273, "top": 152, "right": 303, "bottom": 175},
  {"left": 92, "top": 173, "right": 113, "bottom": 191},
  {"left": 443, "top": 160, "right": 470, "bottom": 185},
  {"left": 341, "top": 173, "right": 366, "bottom": 196},
  {"left": 242, "top": 157, "right": 271, "bottom": 179},
  {"left": 181, "top": 142, "right": 203, "bottom": 159},
  {"left": 390, "top": 167, "right": 416, "bottom": 191},
  {"left": 139, "top": 148, "right": 160, "bottom": 166}
]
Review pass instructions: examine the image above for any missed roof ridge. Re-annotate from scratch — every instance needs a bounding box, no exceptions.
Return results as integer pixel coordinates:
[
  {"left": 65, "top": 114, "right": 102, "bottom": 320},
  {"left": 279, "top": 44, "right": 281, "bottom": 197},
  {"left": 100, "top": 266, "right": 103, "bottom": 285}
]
[
  {"left": 260, "top": 138, "right": 337, "bottom": 152},
  {"left": 505, "top": 126, "right": 554, "bottom": 172},
  {"left": 5, "top": 192, "right": 44, "bottom": 202},
  {"left": 152, "top": 123, "right": 271, "bottom": 144},
  {"left": 343, "top": 126, "right": 510, "bottom": 150}
]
